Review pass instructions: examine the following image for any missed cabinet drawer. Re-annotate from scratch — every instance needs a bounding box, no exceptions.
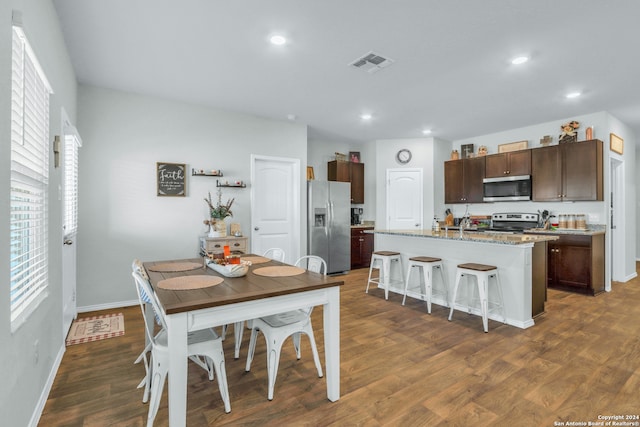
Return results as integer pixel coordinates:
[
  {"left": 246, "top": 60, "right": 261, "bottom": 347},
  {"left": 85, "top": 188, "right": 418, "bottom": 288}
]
[
  {"left": 202, "top": 237, "right": 248, "bottom": 253},
  {"left": 351, "top": 227, "right": 373, "bottom": 237}
]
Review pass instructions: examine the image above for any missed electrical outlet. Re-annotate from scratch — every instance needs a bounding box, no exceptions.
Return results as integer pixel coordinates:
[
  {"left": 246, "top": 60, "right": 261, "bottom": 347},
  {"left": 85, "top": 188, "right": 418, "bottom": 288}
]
[{"left": 34, "top": 340, "right": 39, "bottom": 364}]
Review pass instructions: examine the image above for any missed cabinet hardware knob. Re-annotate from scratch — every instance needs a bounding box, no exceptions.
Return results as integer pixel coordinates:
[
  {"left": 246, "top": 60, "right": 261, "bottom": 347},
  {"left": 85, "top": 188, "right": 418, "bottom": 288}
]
[{"left": 254, "top": 227, "right": 259, "bottom": 231}]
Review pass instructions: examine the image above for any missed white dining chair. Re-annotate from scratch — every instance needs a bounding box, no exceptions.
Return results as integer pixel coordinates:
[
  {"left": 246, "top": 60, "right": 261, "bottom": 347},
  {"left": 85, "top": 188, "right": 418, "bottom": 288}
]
[
  {"left": 294, "top": 255, "right": 327, "bottom": 275},
  {"left": 232, "top": 247, "right": 286, "bottom": 358},
  {"left": 262, "top": 248, "right": 286, "bottom": 262},
  {"left": 244, "top": 255, "right": 326, "bottom": 400},
  {"left": 132, "top": 269, "right": 231, "bottom": 425}
]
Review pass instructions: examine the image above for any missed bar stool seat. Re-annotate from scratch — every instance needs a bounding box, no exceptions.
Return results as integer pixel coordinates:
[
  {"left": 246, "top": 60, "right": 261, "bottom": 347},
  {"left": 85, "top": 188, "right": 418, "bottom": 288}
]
[
  {"left": 366, "top": 251, "right": 404, "bottom": 300},
  {"left": 402, "top": 256, "right": 448, "bottom": 313},
  {"left": 448, "top": 263, "right": 505, "bottom": 332}
]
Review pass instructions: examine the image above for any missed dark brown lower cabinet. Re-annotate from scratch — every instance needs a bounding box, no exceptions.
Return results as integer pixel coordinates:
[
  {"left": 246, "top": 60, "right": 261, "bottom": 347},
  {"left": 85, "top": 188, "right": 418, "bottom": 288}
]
[
  {"left": 548, "top": 233, "right": 605, "bottom": 295},
  {"left": 351, "top": 227, "right": 374, "bottom": 269}
]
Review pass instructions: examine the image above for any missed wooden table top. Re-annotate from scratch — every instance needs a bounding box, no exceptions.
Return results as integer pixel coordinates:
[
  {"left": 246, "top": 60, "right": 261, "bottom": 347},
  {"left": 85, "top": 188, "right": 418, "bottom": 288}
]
[{"left": 144, "top": 256, "right": 344, "bottom": 315}]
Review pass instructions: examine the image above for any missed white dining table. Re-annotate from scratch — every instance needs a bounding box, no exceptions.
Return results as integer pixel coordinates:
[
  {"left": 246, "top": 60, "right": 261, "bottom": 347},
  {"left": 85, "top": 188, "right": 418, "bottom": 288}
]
[{"left": 145, "top": 257, "right": 343, "bottom": 426}]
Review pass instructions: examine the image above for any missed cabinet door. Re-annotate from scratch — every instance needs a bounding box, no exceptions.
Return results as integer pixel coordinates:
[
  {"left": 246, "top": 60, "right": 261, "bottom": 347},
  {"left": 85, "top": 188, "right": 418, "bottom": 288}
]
[
  {"left": 463, "top": 157, "right": 485, "bottom": 203},
  {"left": 508, "top": 150, "right": 531, "bottom": 176},
  {"left": 532, "top": 145, "right": 562, "bottom": 201},
  {"left": 328, "top": 161, "right": 350, "bottom": 182},
  {"left": 350, "top": 236, "right": 362, "bottom": 268},
  {"left": 444, "top": 160, "right": 464, "bottom": 203},
  {"left": 484, "top": 153, "right": 508, "bottom": 178},
  {"left": 563, "top": 140, "right": 602, "bottom": 201},
  {"left": 350, "top": 162, "right": 365, "bottom": 203},
  {"left": 555, "top": 245, "right": 591, "bottom": 290},
  {"left": 361, "top": 234, "right": 374, "bottom": 268}
]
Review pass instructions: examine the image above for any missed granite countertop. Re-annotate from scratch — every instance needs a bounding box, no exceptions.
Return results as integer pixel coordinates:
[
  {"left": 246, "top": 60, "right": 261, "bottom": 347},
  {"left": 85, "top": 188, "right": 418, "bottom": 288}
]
[
  {"left": 524, "top": 224, "right": 606, "bottom": 236},
  {"left": 367, "top": 229, "right": 559, "bottom": 245}
]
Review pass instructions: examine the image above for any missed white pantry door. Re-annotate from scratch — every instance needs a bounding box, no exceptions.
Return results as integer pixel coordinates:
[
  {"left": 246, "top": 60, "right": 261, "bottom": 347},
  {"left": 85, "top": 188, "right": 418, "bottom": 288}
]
[
  {"left": 386, "top": 168, "right": 423, "bottom": 230},
  {"left": 250, "top": 155, "right": 300, "bottom": 264}
]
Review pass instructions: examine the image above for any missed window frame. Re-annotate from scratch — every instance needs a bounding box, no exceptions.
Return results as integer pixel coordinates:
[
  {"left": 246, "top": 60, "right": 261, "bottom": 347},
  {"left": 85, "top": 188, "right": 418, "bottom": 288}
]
[{"left": 10, "top": 25, "right": 53, "bottom": 331}]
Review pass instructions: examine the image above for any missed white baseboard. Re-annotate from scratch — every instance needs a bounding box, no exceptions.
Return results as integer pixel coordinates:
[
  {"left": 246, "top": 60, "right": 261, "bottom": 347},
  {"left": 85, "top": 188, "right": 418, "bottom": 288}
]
[
  {"left": 29, "top": 343, "right": 65, "bottom": 427},
  {"left": 77, "top": 299, "right": 138, "bottom": 313}
]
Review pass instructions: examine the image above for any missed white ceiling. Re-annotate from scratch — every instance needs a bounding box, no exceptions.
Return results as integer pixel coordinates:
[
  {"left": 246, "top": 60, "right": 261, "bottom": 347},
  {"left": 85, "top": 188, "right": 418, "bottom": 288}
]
[{"left": 52, "top": 0, "right": 640, "bottom": 143}]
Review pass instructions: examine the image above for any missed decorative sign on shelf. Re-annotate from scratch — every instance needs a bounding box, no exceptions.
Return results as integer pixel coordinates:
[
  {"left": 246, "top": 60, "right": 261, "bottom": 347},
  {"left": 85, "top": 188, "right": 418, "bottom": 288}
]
[{"left": 157, "top": 162, "right": 186, "bottom": 197}]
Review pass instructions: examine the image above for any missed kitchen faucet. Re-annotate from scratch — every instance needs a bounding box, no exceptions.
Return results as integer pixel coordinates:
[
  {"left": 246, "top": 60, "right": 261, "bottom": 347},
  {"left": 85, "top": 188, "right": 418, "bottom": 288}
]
[{"left": 459, "top": 216, "right": 471, "bottom": 238}]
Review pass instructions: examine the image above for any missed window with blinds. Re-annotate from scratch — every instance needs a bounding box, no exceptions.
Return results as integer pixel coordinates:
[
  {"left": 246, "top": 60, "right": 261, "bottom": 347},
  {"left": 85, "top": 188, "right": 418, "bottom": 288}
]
[
  {"left": 63, "top": 133, "right": 81, "bottom": 238},
  {"left": 10, "top": 25, "right": 52, "bottom": 328}
]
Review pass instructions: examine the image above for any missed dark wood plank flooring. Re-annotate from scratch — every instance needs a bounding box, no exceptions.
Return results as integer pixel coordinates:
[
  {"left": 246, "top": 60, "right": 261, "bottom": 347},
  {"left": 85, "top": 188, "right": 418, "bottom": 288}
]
[{"left": 40, "top": 266, "right": 640, "bottom": 426}]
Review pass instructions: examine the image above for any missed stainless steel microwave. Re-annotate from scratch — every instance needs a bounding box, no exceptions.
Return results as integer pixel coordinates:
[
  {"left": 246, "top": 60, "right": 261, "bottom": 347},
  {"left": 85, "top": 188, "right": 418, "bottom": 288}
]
[{"left": 483, "top": 175, "right": 532, "bottom": 202}]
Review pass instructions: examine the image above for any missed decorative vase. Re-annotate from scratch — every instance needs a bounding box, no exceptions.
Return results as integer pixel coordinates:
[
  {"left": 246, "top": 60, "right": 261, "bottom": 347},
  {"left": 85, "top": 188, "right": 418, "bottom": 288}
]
[
  {"left": 212, "top": 219, "right": 227, "bottom": 237},
  {"left": 208, "top": 223, "right": 220, "bottom": 238}
]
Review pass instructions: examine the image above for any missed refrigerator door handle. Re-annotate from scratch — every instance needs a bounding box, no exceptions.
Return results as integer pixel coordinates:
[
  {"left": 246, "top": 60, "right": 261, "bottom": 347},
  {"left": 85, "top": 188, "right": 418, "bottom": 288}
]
[{"left": 328, "top": 201, "right": 333, "bottom": 226}]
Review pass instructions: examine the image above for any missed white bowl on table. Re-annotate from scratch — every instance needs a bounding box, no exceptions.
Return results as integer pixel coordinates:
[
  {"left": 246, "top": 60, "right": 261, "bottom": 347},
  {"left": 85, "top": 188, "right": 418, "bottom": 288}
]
[{"left": 206, "top": 259, "right": 251, "bottom": 277}]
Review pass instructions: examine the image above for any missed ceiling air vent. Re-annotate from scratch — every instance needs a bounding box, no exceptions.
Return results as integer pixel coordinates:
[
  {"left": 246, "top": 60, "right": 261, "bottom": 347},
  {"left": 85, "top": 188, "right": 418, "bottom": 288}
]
[{"left": 349, "top": 51, "right": 394, "bottom": 74}]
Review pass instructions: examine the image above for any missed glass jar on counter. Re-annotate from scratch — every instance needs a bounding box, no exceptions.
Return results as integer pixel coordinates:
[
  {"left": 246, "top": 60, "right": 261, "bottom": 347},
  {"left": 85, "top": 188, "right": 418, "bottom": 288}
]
[
  {"left": 558, "top": 214, "right": 567, "bottom": 229},
  {"left": 576, "top": 214, "right": 587, "bottom": 230},
  {"left": 567, "top": 214, "right": 576, "bottom": 229}
]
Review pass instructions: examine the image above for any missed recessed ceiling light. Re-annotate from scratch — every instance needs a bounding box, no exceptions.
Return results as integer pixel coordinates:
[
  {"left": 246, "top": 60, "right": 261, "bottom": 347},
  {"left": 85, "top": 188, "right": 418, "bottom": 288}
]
[
  {"left": 511, "top": 56, "right": 529, "bottom": 65},
  {"left": 360, "top": 113, "right": 372, "bottom": 121},
  {"left": 422, "top": 129, "right": 432, "bottom": 135},
  {"left": 566, "top": 92, "right": 581, "bottom": 99},
  {"left": 270, "top": 35, "right": 287, "bottom": 45}
]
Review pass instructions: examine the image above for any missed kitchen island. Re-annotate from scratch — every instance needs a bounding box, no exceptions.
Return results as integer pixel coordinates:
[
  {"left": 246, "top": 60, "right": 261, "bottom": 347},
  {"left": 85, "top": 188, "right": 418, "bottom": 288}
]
[{"left": 367, "top": 229, "right": 558, "bottom": 329}]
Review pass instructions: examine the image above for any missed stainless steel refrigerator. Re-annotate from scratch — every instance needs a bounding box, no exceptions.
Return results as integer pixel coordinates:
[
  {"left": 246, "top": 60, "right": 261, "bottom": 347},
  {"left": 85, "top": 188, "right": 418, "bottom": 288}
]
[{"left": 308, "top": 181, "right": 351, "bottom": 274}]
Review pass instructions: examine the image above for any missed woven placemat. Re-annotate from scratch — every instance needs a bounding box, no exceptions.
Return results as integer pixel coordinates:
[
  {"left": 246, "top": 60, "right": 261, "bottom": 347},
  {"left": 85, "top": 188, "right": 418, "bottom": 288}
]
[
  {"left": 252, "top": 266, "right": 306, "bottom": 277},
  {"left": 241, "top": 256, "right": 271, "bottom": 264},
  {"left": 147, "top": 262, "right": 203, "bottom": 272},
  {"left": 157, "top": 275, "right": 224, "bottom": 290}
]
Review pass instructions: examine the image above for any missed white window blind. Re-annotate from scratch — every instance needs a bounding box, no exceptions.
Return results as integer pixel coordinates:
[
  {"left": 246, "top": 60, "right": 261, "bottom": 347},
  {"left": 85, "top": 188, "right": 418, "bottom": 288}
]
[
  {"left": 10, "top": 25, "right": 52, "bottom": 328},
  {"left": 63, "top": 131, "right": 81, "bottom": 238}
]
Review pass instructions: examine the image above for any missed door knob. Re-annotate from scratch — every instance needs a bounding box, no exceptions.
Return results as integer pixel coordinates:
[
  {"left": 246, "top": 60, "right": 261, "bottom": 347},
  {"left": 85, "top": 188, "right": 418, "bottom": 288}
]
[
  {"left": 254, "top": 227, "right": 260, "bottom": 231},
  {"left": 63, "top": 239, "right": 73, "bottom": 246}
]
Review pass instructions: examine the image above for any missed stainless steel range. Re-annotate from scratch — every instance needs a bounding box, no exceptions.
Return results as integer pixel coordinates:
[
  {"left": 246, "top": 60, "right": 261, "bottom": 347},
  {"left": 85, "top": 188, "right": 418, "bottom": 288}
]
[{"left": 488, "top": 212, "right": 539, "bottom": 233}]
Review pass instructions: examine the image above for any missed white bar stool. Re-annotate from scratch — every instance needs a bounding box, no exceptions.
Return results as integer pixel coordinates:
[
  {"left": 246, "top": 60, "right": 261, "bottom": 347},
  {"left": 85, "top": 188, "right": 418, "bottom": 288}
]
[
  {"left": 401, "top": 256, "right": 448, "bottom": 313},
  {"left": 448, "top": 263, "right": 505, "bottom": 332},
  {"left": 365, "top": 251, "right": 404, "bottom": 300}
]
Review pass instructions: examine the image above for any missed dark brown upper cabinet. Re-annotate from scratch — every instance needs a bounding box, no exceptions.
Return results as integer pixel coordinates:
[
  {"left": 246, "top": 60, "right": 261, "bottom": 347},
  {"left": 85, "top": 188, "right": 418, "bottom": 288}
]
[
  {"left": 531, "top": 139, "right": 603, "bottom": 202},
  {"left": 485, "top": 150, "right": 531, "bottom": 178},
  {"left": 444, "top": 157, "right": 485, "bottom": 204}
]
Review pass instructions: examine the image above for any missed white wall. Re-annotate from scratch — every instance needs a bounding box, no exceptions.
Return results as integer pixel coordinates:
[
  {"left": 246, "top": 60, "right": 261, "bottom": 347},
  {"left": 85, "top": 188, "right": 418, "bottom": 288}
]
[
  {"left": 76, "top": 85, "right": 308, "bottom": 308},
  {"left": 0, "top": 1, "right": 77, "bottom": 426},
  {"left": 374, "top": 137, "right": 447, "bottom": 227}
]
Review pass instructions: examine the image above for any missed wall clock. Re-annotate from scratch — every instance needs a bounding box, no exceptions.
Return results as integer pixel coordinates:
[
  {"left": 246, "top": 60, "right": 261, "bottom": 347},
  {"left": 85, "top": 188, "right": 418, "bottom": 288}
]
[{"left": 396, "top": 148, "right": 412, "bottom": 164}]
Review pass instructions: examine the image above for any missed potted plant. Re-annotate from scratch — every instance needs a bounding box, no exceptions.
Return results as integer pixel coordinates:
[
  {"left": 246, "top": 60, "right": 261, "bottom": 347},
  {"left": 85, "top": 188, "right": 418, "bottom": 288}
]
[{"left": 204, "top": 189, "right": 234, "bottom": 237}]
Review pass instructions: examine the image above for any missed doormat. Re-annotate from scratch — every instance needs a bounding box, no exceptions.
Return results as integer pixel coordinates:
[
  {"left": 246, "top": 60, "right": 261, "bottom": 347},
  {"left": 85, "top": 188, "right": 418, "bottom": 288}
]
[{"left": 65, "top": 313, "right": 125, "bottom": 346}]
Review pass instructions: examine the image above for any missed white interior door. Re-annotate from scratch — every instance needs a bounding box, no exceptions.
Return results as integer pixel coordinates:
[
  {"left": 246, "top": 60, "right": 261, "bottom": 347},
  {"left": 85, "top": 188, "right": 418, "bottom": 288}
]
[
  {"left": 386, "top": 168, "right": 423, "bottom": 230},
  {"left": 61, "top": 111, "right": 81, "bottom": 337},
  {"left": 250, "top": 155, "right": 300, "bottom": 264},
  {"left": 610, "top": 157, "right": 624, "bottom": 287}
]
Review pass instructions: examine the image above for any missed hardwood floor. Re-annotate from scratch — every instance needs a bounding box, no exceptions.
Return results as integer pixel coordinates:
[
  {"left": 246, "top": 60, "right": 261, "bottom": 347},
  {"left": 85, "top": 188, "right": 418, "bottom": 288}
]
[{"left": 40, "top": 266, "right": 640, "bottom": 426}]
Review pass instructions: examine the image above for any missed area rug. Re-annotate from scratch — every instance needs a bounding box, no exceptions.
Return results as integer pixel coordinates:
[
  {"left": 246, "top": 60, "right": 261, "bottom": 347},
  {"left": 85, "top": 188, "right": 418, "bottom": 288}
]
[{"left": 65, "top": 313, "right": 125, "bottom": 346}]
